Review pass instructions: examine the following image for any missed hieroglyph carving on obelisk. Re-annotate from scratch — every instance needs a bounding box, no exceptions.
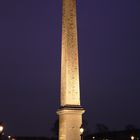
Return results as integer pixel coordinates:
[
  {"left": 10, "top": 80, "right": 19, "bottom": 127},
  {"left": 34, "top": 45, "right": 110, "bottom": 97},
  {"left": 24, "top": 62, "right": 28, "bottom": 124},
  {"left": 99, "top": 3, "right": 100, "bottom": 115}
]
[
  {"left": 61, "top": 0, "right": 80, "bottom": 106},
  {"left": 57, "top": 0, "right": 85, "bottom": 140}
]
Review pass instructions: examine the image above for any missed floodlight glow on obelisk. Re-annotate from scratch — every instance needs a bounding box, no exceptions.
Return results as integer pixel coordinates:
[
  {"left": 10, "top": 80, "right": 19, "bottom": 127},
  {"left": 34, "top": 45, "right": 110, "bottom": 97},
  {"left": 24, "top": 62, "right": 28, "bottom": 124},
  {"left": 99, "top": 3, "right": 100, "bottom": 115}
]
[{"left": 57, "top": 0, "right": 85, "bottom": 140}]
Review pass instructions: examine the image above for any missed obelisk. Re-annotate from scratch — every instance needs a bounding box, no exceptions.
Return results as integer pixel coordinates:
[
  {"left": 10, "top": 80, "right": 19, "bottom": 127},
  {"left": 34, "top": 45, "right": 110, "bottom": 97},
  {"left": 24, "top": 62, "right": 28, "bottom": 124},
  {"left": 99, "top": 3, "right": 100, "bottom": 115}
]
[{"left": 57, "top": 0, "right": 85, "bottom": 140}]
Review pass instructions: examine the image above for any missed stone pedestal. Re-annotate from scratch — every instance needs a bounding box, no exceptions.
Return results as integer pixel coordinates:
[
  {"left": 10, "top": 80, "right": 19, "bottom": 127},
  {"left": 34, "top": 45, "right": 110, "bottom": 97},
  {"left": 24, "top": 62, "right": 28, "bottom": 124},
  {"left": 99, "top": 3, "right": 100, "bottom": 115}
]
[{"left": 57, "top": 106, "right": 85, "bottom": 140}]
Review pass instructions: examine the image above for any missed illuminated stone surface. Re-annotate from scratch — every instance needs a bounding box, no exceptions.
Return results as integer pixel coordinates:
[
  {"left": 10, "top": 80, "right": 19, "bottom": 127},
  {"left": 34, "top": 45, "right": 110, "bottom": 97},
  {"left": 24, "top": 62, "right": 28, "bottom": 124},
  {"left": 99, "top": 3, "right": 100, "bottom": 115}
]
[
  {"left": 57, "top": 0, "right": 85, "bottom": 140},
  {"left": 61, "top": 0, "right": 80, "bottom": 106},
  {"left": 57, "top": 107, "right": 84, "bottom": 140}
]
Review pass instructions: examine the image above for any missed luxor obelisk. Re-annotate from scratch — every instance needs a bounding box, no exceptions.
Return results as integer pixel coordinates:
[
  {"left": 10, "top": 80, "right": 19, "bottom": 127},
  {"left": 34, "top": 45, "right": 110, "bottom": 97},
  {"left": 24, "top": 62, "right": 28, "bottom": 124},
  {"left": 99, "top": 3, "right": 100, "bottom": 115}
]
[{"left": 57, "top": 0, "right": 85, "bottom": 140}]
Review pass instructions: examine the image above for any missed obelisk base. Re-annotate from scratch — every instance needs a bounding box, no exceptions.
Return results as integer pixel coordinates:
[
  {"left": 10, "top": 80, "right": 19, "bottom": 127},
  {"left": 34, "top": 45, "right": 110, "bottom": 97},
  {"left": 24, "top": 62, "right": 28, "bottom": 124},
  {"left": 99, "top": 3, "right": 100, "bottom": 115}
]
[{"left": 57, "top": 106, "right": 85, "bottom": 140}]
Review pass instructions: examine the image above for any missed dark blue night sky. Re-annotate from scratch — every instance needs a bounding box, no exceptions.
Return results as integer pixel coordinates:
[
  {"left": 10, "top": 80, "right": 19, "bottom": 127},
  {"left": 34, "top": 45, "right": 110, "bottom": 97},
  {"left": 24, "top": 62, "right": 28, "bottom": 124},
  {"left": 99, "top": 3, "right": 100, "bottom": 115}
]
[{"left": 0, "top": 0, "right": 140, "bottom": 137}]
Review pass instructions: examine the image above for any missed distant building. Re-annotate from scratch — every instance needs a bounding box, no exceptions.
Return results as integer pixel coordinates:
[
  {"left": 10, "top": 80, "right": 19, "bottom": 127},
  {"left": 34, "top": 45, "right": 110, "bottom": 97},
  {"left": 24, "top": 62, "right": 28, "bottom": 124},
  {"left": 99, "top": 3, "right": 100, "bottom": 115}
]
[
  {"left": 13, "top": 137, "right": 51, "bottom": 140},
  {"left": 85, "top": 129, "right": 140, "bottom": 140},
  {"left": 2, "top": 129, "right": 139, "bottom": 140},
  {"left": 0, "top": 136, "right": 54, "bottom": 140}
]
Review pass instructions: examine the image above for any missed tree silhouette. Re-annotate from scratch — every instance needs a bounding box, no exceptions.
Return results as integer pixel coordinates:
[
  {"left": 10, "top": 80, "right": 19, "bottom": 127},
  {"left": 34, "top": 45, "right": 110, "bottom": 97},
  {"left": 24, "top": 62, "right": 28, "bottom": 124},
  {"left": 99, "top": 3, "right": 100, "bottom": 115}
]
[
  {"left": 125, "top": 124, "right": 136, "bottom": 130},
  {"left": 51, "top": 119, "right": 59, "bottom": 137},
  {"left": 96, "top": 123, "right": 109, "bottom": 133}
]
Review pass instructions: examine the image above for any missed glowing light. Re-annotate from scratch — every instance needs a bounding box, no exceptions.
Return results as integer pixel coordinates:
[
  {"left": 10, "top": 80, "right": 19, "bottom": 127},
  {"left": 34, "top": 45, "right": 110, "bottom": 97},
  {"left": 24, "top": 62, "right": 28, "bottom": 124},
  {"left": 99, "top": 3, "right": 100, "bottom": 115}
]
[
  {"left": 0, "top": 125, "right": 4, "bottom": 133},
  {"left": 131, "top": 136, "right": 135, "bottom": 140},
  {"left": 80, "top": 127, "right": 84, "bottom": 134}
]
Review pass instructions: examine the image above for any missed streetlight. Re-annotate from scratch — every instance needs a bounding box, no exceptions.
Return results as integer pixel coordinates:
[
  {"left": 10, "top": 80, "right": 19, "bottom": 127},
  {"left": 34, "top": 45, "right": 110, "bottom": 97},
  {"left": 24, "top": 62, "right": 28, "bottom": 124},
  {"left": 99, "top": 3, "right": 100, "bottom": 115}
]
[
  {"left": 0, "top": 126, "right": 3, "bottom": 134},
  {"left": 8, "top": 136, "right": 11, "bottom": 139},
  {"left": 131, "top": 136, "right": 135, "bottom": 140},
  {"left": 80, "top": 125, "right": 84, "bottom": 140},
  {"left": 0, "top": 123, "right": 4, "bottom": 140}
]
